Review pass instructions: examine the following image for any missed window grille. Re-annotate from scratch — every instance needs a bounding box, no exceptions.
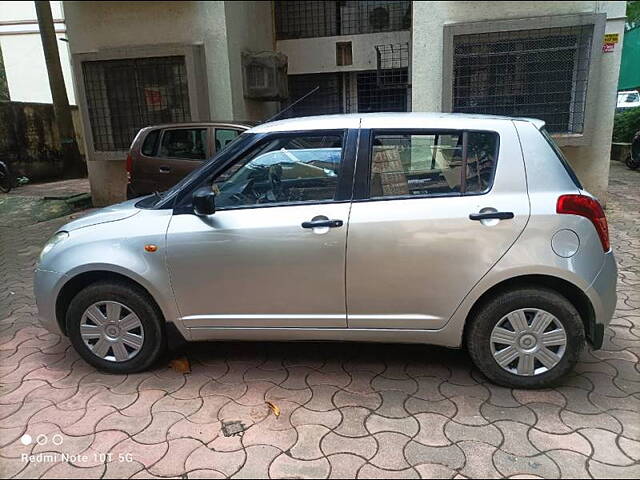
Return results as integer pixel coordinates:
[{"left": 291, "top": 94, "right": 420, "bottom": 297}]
[
  {"left": 287, "top": 70, "right": 410, "bottom": 118},
  {"left": 356, "top": 69, "right": 409, "bottom": 113},
  {"left": 376, "top": 42, "right": 410, "bottom": 88},
  {"left": 452, "top": 25, "right": 594, "bottom": 134},
  {"left": 286, "top": 73, "right": 344, "bottom": 118},
  {"left": 82, "top": 56, "right": 190, "bottom": 151},
  {"left": 275, "top": 1, "right": 411, "bottom": 40}
]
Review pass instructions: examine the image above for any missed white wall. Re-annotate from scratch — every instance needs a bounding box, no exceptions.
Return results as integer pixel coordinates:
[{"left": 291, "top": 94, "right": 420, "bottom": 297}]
[
  {"left": 0, "top": 1, "right": 75, "bottom": 104},
  {"left": 278, "top": 31, "right": 411, "bottom": 75},
  {"left": 411, "top": 1, "right": 627, "bottom": 203},
  {"left": 224, "top": 1, "right": 279, "bottom": 120},
  {"left": 63, "top": 1, "right": 232, "bottom": 119},
  {"left": 63, "top": 1, "right": 279, "bottom": 123},
  {"left": 62, "top": 1, "right": 278, "bottom": 205}
]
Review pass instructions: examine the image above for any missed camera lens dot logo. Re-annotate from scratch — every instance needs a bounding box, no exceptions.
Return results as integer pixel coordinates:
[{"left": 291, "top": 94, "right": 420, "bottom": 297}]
[{"left": 20, "top": 434, "right": 32, "bottom": 446}]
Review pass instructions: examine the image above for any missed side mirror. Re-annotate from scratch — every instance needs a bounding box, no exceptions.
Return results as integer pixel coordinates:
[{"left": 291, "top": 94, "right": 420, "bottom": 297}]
[{"left": 193, "top": 187, "right": 216, "bottom": 216}]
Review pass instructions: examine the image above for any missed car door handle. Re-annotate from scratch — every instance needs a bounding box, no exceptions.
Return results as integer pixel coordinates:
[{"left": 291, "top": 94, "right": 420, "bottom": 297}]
[
  {"left": 301, "top": 219, "right": 344, "bottom": 229},
  {"left": 159, "top": 166, "right": 171, "bottom": 173},
  {"left": 469, "top": 211, "right": 514, "bottom": 221}
]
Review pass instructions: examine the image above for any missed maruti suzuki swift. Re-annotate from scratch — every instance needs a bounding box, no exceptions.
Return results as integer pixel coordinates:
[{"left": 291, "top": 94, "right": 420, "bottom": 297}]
[{"left": 34, "top": 113, "right": 617, "bottom": 388}]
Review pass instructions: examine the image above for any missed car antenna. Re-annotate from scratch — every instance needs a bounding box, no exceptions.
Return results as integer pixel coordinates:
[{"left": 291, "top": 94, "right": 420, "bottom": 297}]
[{"left": 263, "top": 86, "right": 320, "bottom": 123}]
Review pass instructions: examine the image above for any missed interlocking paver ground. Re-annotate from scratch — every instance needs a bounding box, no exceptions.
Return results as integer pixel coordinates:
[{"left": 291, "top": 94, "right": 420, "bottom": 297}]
[{"left": 0, "top": 162, "right": 638, "bottom": 478}]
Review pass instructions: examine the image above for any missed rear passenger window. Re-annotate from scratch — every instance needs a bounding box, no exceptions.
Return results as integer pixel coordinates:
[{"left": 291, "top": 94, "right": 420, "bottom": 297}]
[
  {"left": 160, "top": 128, "right": 207, "bottom": 160},
  {"left": 141, "top": 130, "right": 160, "bottom": 156},
  {"left": 369, "top": 131, "right": 498, "bottom": 198},
  {"left": 464, "top": 132, "right": 499, "bottom": 194}
]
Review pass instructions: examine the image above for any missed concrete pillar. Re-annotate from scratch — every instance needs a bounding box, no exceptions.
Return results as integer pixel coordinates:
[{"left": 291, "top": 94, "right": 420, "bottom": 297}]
[{"left": 86, "top": 160, "right": 126, "bottom": 207}]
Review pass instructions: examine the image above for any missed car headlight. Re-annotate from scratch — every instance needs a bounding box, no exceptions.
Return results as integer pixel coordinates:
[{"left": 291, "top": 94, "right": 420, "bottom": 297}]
[{"left": 39, "top": 231, "right": 69, "bottom": 261}]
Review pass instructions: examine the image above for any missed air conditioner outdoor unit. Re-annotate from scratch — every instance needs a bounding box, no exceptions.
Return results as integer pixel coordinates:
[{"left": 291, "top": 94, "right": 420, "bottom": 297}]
[{"left": 242, "top": 51, "right": 288, "bottom": 101}]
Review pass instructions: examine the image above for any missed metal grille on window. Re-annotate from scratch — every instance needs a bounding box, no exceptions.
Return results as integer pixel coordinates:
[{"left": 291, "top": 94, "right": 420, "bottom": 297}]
[
  {"left": 452, "top": 25, "right": 594, "bottom": 134},
  {"left": 285, "top": 73, "right": 343, "bottom": 118},
  {"left": 275, "top": 1, "right": 411, "bottom": 40},
  {"left": 82, "top": 56, "right": 190, "bottom": 151},
  {"left": 355, "top": 70, "right": 409, "bottom": 113},
  {"left": 375, "top": 42, "right": 410, "bottom": 88}
]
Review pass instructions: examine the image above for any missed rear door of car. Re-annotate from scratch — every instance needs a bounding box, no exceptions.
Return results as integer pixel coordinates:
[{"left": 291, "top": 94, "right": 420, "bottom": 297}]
[
  {"left": 134, "top": 127, "right": 210, "bottom": 193},
  {"left": 345, "top": 119, "right": 530, "bottom": 330}
]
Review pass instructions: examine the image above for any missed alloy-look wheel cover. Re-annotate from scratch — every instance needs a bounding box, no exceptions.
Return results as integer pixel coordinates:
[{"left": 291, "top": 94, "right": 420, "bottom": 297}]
[
  {"left": 80, "top": 301, "right": 145, "bottom": 362},
  {"left": 490, "top": 308, "right": 567, "bottom": 377}
]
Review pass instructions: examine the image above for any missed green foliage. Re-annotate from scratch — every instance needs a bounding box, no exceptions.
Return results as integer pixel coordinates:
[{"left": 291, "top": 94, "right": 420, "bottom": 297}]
[
  {"left": 627, "top": 1, "right": 640, "bottom": 30},
  {"left": 613, "top": 107, "right": 640, "bottom": 142}
]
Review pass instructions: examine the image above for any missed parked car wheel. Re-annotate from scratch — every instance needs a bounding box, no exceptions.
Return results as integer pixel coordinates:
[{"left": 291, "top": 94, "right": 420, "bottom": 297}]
[
  {"left": 66, "top": 281, "right": 165, "bottom": 373},
  {"left": 466, "top": 287, "right": 584, "bottom": 389}
]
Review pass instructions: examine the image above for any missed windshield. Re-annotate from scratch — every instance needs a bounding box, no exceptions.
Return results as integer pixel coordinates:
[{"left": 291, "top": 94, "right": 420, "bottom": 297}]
[{"left": 136, "top": 132, "right": 256, "bottom": 209}]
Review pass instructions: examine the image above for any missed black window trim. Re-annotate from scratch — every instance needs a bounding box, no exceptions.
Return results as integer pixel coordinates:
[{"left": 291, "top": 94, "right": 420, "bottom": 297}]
[
  {"left": 171, "top": 128, "right": 358, "bottom": 214},
  {"left": 353, "top": 128, "right": 501, "bottom": 202}
]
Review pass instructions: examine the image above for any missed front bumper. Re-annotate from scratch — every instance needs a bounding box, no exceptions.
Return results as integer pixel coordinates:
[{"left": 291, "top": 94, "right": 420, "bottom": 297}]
[
  {"left": 34, "top": 268, "right": 66, "bottom": 336},
  {"left": 585, "top": 251, "right": 618, "bottom": 349}
]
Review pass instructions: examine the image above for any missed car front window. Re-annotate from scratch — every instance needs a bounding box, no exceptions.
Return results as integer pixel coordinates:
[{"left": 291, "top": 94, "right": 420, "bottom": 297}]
[{"left": 210, "top": 133, "right": 344, "bottom": 209}]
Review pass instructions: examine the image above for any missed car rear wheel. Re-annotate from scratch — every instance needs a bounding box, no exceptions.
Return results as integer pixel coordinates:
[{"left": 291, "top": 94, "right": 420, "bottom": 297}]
[
  {"left": 466, "top": 287, "right": 584, "bottom": 388},
  {"left": 67, "top": 281, "right": 165, "bottom": 373}
]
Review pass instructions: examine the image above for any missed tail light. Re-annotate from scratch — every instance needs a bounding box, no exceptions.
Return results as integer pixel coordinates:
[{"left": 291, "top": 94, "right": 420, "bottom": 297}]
[
  {"left": 125, "top": 153, "right": 133, "bottom": 181},
  {"left": 557, "top": 194, "right": 610, "bottom": 251}
]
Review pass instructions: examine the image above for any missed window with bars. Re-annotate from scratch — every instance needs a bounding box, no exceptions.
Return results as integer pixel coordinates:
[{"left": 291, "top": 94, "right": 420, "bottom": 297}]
[
  {"left": 275, "top": 1, "right": 411, "bottom": 40},
  {"left": 286, "top": 73, "right": 344, "bottom": 118},
  {"left": 286, "top": 70, "right": 410, "bottom": 118},
  {"left": 452, "top": 25, "right": 594, "bottom": 134},
  {"left": 355, "top": 70, "right": 409, "bottom": 113},
  {"left": 82, "top": 56, "right": 191, "bottom": 151},
  {"left": 286, "top": 68, "right": 410, "bottom": 117}
]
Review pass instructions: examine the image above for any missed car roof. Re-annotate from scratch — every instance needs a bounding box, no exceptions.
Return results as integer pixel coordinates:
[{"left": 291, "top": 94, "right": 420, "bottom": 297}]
[
  {"left": 248, "top": 112, "right": 545, "bottom": 133},
  {"left": 140, "top": 121, "right": 255, "bottom": 131}
]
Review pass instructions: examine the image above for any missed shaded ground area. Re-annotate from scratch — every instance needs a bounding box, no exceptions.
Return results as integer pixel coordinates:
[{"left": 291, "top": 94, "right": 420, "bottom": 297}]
[
  {"left": 0, "top": 162, "right": 638, "bottom": 478},
  {"left": 0, "top": 178, "right": 91, "bottom": 227}
]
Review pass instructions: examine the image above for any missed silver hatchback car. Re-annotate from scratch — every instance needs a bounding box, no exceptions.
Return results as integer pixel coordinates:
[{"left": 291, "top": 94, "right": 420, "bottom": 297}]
[{"left": 34, "top": 113, "right": 617, "bottom": 388}]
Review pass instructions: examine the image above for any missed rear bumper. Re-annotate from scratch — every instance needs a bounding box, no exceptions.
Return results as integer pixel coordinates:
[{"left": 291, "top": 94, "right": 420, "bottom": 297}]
[{"left": 585, "top": 251, "right": 618, "bottom": 349}]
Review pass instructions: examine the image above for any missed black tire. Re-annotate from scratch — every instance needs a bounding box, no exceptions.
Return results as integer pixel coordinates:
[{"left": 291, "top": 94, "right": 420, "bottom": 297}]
[
  {"left": 625, "top": 155, "right": 640, "bottom": 170},
  {"left": 66, "top": 281, "right": 165, "bottom": 373},
  {"left": 466, "top": 287, "right": 584, "bottom": 389},
  {"left": 0, "top": 163, "right": 11, "bottom": 193}
]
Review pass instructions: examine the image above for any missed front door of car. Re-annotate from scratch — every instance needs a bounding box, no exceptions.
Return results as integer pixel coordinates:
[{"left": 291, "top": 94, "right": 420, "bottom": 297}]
[
  {"left": 166, "top": 130, "right": 356, "bottom": 329},
  {"left": 346, "top": 124, "right": 529, "bottom": 330}
]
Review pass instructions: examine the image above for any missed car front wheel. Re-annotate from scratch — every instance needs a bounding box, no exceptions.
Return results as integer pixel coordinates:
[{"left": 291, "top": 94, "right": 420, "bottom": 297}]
[
  {"left": 466, "top": 287, "right": 585, "bottom": 389},
  {"left": 66, "top": 280, "right": 165, "bottom": 373}
]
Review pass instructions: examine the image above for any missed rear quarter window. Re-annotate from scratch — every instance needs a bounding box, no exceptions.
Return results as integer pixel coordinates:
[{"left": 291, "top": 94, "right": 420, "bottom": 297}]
[
  {"left": 540, "top": 128, "right": 583, "bottom": 189},
  {"left": 141, "top": 130, "right": 160, "bottom": 156}
]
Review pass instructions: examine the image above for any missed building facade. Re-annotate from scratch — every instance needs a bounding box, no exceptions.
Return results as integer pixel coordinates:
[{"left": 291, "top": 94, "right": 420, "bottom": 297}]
[
  {"left": 0, "top": 1, "right": 75, "bottom": 104},
  {"left": 61, "top": 1, "right": 625, "bottom": 205}
]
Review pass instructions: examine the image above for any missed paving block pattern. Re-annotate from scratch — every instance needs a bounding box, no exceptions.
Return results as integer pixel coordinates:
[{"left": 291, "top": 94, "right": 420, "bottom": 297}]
[{"left": 0, "top": 163, "right": 639, "bottom": 478}]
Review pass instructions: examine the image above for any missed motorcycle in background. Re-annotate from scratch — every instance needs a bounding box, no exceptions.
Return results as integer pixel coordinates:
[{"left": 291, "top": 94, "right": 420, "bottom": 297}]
[{"left": 627, "top": 130, "right": 640, "bottom": 170}]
